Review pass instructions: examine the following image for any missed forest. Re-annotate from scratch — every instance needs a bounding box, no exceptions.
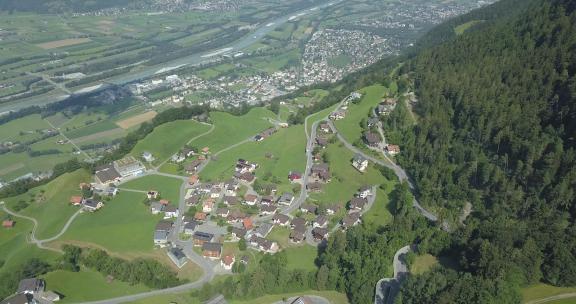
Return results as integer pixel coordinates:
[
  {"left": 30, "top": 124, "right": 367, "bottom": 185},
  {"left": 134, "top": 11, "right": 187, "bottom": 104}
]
[{"left": 387, "top": 0, "right": 576, "bottom": 302}]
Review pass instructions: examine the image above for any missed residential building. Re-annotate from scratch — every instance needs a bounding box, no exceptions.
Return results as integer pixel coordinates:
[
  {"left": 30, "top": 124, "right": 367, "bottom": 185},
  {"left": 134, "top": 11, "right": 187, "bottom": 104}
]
[
  {"left": 312, "top": 227, "right": 329, "bottom": 241},
  {"left": 164, "top": 205, "right": 179, "bottom": 218},
  {"left": 313, "top": 215, "right": 328, "bottom": 228},
  {"left": 202, "top": 242, "right": 223, "bottom": 259},
  {"left": 363, "top": 132, "right": 381, "bottom": 147},
  {"left": 221, "top": 255, "right": 235, "bottom": 270},
  {"left": 278, "top": 192, "right": 294, "bottom": 205},
  {"left": 150, "top": 202, "right": 164, "bottom": 214},
  {"left": 193, "top": 231, "right": 214, "bottom": 246},
  {"left": 272, "top": 214, "right": 290, "bottom": 226},
  {"left": 352, "top": 154, "right": 369, "bottom": 172},
  {"left": 349, "top": 197, "right": 368, "bottom": 211},
  {"left": 94, "top": 163, "right": 121, "bottom": 186},
  {"left": 82, "top": 199, "right": 103, "bottom": 212},
  {"left": 167, "top": 247, "right": 188, "bottom": 268},
  {"left": 254, "top": 223, "right": 274, "bottom": 238},
  {"left": 342, "top": 213, "right": 361, "bottom": 229},
  {"left": 17, "top": 278, "right": 44, "bottom": 295},
  {"left": 386, "top": 144, "right": 400, "bottom": 155}
]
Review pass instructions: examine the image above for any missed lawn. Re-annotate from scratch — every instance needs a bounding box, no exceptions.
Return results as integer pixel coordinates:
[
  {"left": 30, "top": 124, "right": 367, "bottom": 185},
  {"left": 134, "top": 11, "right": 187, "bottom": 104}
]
[
  {"left": 130, "top": 120, "right": 211, "bottom": 165},
  {"left": 334, "top": 84, "right": 388, "bottom": 143},
  {"left": 522, "top": 284, "right": 576, "bottom": 303},
  {"left": 57, "top": 191, "right": 161, "bottom": 254},
  {"left": 229, "top": 290, "right": 349, "bottom": 304},
  {"left": 121, "top": 174, "right": 183, "bottom": 205},
  {"left": 191, "top": 108, "right": 276, "bottom": 153},
  {"left": 42, "top": 268, "right": 150, "bottom": 303},
  {"left": 410, "top": 254, "right": 439, "bottom": 275},
  {"left": 267, "top": 226, "right": 297, "bottom": 249},
  {"left": 4, "top": 169, "right": 92, "bottom": 240},
  {"left": 199, "top": 125, "right": 306, "bottom": 193},
  {"left": 284, "top": 245, "right": 318, "bottom": 271}
]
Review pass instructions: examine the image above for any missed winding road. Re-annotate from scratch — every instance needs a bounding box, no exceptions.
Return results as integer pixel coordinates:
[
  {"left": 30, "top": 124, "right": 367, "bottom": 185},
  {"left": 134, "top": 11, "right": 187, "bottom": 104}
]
[
  {"left": 1, "top": 201, "right": 82, "bottom": 252},
  {"left": 326, "top": 120, "right": 438, "bottom": 222},
  {"left": 374, "top": 245, "right": 411, "bottom": 304}
]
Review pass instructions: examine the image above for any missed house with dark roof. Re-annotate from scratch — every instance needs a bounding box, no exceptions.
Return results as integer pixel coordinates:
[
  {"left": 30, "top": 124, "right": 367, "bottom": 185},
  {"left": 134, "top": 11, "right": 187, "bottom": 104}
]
[
  {"left": 82, "top": 199, "right": 103, "bottom": 212},
  {"left": 290, "top": 229, "right": 305, "bottom": 243},
  {"left": 163, "top": 205, "right": 179, "bottom": 218},
  {"left": 193, "top": 231, "right": 214, "bottom": 247},
  {"left": 94, "top": 163, "right": 121, "bottom": 186},
  {"left": 342, "top": 213, "right": 361, "bottom": 229},
  {"left": 272, "top": 214, "right": 290, "bottom": 226},
  {"left": 0, "top": 294, "right": 33, "bottom": 304},
  {"left": 363, "top": 131, "right": 381, "bottom": 147},
  {"left": 150, "top": 202, "right": 164, "bottom": 214},
  {"left": 310, "top": 163, "right": 331, "bottom": 182},
  {"left": 202, "top": 242, "right": 223, "bottom": 259},
  {"left": 231, "top": 227, "right": 247, "bottom": 241},
  {"left": 349, "top": 197, "right": 368, "bottom": 211},
  {"left": 300, "top": 204, "right": 317, "bottom": 214},
  {"left": 184, "top": 221, "right": 199, "bottom": 235},
  {"left": 291, "top": 217, "right": 306, "bottom": 229},
  {"left": 312, "top": 227, "right": 329, "bottom": 241},
  {"left": 260, "top": 204, "right": 277, "bottom": 215},
  {"left": 358, "top": 186, "right": 372, "bottom": 198},
  {"left": 254, "top": 223, "right": 274, "bottom": 238},
  {"left": 306, "top": 182, "right": 323, "bottom": 193},
  {"left": 167, "top": 247, "right": 188, "bottom": 268},
  {"left": 313, "top": 215, "right": 328, "bottom": 228},
  {"left": 277, "top": 192, "right": 294, "bottom": 206},
  {"left": 17, "top": 278, "right": 44, "bottom": 295}
]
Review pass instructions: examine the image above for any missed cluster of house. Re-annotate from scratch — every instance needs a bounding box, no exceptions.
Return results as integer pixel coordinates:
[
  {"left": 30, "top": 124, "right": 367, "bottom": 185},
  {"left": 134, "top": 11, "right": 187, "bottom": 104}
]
[
  {"left": 230, "top": 218, "right": 279, "bottom": 254},
  {"left": 232, "top": 159, "right": 258, "bottom": 183},
  {"left": 363, "top": 131, "right": 382, "bottom": 148},
  {"left": 94, "top": 156, "right": 146, "bottom": 188},
  {"left": 148, "top": 191, "right": 179, "bottom": 219},
  {"left": 68, "top": 183, "right": 113, "bottom": 212},
  {"left": 328, "top": 92, "right": 362, "bottom": 120},
  {"left": 1, "top": 278, "right": 60, "bottom": 304}
]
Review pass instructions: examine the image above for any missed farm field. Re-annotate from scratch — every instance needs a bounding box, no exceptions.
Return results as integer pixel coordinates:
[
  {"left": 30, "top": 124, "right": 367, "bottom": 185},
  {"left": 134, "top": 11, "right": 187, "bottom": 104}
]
[
  {"left": 191, "top": 108, "right": 276, "bottom": 152},
  {"left": 0, "top": 151, "right": 77, "bottom": 181},
  {"left": 334, "top": 84, "right": 388, "bottom": 143},
  {"left": 56, "top": 191, "right": 161, "bottom": 255},
  {"left": 199, "top": 125, "right": 306, "bottom": 193},
  {"left": 116, "top": 111, "right": 157, "bottom": 129},
  {"left": 42, "top": 268, "right": 150, "bottom": 303},
  {"left": 130, "top": 120, "right": 211, "bottom": 166},
  {"left": 36, "top": 38, "right": 92, "bottom": 49},
  {"left": 4, "top": 169, "right": 92, "bottom": 240},
  {"left": 0, "top": 114, "right": 51, "bottom": 142},
  {"left": 121, "top": 174, "right": 183, "bottom": 205}
]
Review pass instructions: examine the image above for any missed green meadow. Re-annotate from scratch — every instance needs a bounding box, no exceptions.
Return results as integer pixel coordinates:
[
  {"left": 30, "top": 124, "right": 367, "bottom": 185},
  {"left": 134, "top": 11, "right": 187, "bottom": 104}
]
[{"left": 130, "top": 120, "right": 211, "bottom": 166}]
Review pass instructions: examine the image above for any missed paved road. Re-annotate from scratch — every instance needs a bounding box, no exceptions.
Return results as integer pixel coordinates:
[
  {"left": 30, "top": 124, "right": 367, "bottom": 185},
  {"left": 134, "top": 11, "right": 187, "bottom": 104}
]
[
  {"left": 1, "top": 202, "right": 82, "bottom": 252},
  {"left": 272, "top": 295, "right": 331, "bottom": 304},
  {"left": 326, "top": 121, "right": 438, "bottom": 222},
  {"left": 374, "top": 245, "right": 411, "bottom": 304}
]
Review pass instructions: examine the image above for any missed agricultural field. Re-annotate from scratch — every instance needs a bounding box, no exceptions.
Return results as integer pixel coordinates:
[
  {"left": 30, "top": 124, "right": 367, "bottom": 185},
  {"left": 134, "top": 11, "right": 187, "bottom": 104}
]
[
  {"left": 55, "top": 191, "right": 160, "bottom": 255},
  {"left": 292, "top": 89, "right": 329, "bottom": 107},
  {"left": 4, "top": 169, "right": 92, "bottom": 239},
  {"left": 130, "top": 120, "right": 211, "bottom": 166},
  {"left": 0, "top": 151, "right": 78, "bottom": 181},
  {"left": 121, "top": 174, "right": 183, "bottom": 205},
  {"left": 42, "top": 268, "right": 150, "bottom": 303},
  {"left": 199, "top": 125, "right": 306, "bottom": 193}
]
